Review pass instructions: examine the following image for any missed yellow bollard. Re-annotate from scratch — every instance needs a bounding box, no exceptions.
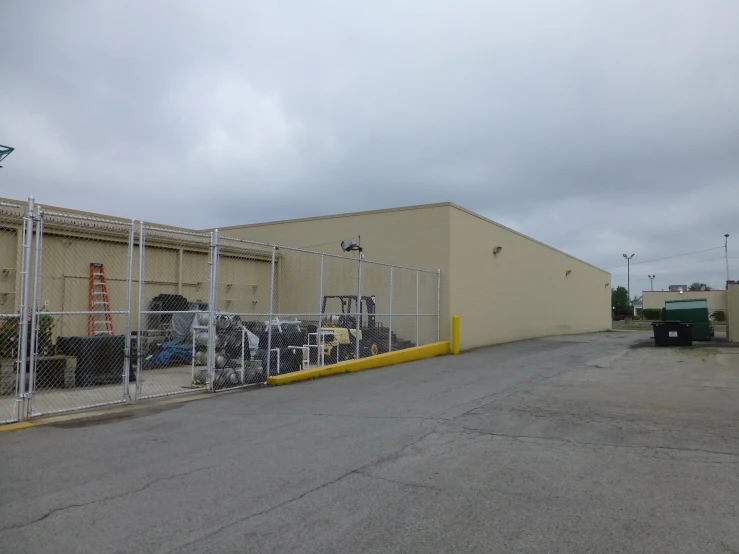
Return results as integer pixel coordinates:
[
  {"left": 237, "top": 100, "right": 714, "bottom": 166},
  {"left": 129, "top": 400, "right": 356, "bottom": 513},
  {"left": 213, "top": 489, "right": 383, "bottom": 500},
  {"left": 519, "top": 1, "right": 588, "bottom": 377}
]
[{"left": 452, "top": 316, "right": 460, "bottom": 354}]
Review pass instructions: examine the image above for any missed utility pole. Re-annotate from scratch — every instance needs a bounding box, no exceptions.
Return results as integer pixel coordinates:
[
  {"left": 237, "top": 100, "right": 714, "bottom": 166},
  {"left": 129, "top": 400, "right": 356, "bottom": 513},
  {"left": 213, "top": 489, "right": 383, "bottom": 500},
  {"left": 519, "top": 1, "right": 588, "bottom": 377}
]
[
  {"left": 648, "top": 274, "right": 655, "bottom": 290},
  {"left": 725, "top": 234, "right": 730, "bottom": 284},
  {"left": 623, "top": 254, "right": 635, "bottom": 305}
]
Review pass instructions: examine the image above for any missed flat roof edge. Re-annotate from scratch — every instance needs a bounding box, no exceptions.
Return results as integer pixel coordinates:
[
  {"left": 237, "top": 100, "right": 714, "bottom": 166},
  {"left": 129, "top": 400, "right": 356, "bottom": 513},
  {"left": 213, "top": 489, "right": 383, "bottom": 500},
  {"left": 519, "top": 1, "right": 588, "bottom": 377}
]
[
  {"left": 208, "top": 202, "right": 455, "bottom": 232},
  {"left": 448, "top": 204, "right": 610, "bottom": 275}
]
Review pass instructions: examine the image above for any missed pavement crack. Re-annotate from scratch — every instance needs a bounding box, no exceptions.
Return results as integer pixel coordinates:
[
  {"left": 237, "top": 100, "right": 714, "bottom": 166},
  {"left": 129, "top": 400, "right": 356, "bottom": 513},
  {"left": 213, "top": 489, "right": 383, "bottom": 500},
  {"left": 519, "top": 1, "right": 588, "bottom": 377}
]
[
  {"left": 161, "top": 429, "right": 441, "bottom": 553},
  {"left": 460, "top": 426, "right": 739, "bottom": 460},
  {"left": 0, "top": 465, "right": 216, "bottom": 533},
  {"left": 215, "top": 411, "right": 450, "bottom": 422},
  {"left": 355, "top": 470, "right": 443, "bottom": 492}
]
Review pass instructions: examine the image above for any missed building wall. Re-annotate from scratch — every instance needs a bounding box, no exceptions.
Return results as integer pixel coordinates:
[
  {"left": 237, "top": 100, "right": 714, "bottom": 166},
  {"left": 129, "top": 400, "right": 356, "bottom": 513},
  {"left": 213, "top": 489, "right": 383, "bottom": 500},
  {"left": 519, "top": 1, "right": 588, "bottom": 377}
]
[
  {"left": 0, "top": 206, "right": 25, "bottom": 314},
  {"left": 3, "top": 197, "right": 613, "bottom": 351},
  {"left": 0, "top": 224, "right": 20, "bottom": 314},
  {"left": 642, "top": 290, "right": 727, "bottom": 314},
  {"left": 218, "top": 205, "right": 451, "bottom": 344},
  {"left": 449, "top": 207, "right": 611, "bottom": 350},
  {"left": 726, "top": 282, "right": 739, "bottom": 343},
  {"left": 0, "top": 212, "right": 274, "bottom": 339}
]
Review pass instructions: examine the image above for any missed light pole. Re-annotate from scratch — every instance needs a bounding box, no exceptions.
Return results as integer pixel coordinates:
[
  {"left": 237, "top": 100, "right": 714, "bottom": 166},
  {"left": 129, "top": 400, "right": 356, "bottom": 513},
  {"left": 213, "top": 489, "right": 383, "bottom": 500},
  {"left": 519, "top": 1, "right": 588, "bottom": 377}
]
[
  {"left": 725, "top": 234, "right": 730, "bottom": 284},
  {"left": 648, "top": 274, "right": 655, "bottom": 290},
  {"left": 623, "top": 254, "right": 635, "bottom": 304},
  {"left": 0, "top": 144, "right": 14, "bottom": 168}
]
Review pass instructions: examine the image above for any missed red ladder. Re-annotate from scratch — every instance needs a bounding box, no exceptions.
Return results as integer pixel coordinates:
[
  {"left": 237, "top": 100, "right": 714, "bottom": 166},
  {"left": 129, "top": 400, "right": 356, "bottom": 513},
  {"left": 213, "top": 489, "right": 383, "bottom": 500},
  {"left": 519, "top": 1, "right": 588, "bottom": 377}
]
[{"left": 88, "top": 263, "right": 114, "bottom": 336}]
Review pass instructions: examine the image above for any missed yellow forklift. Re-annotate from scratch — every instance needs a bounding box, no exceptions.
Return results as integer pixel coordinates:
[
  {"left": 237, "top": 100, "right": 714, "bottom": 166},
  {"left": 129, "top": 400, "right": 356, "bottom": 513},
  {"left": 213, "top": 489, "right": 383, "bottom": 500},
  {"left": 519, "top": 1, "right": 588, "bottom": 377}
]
[{"left": 318, "top": 295, "right": 394, "bottom": 363}]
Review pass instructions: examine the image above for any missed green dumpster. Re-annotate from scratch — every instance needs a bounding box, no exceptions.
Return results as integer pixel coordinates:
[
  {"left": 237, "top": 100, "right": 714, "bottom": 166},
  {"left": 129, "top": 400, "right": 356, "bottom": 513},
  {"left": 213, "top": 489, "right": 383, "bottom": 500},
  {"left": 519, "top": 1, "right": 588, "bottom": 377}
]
[{"left": 664, "top": 298, "right": 714, "bottom": 341}]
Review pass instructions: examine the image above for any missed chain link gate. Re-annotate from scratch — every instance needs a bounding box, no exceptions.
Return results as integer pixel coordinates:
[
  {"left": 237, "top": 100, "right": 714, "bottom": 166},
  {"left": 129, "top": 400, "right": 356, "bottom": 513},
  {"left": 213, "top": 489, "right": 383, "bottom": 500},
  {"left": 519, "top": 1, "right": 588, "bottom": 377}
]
[
  {"left": 0, "top": 196, "right": 442, "bottom": 423},
  {"left": 23, "top": 208, "right": 135, "bottom": 418}
]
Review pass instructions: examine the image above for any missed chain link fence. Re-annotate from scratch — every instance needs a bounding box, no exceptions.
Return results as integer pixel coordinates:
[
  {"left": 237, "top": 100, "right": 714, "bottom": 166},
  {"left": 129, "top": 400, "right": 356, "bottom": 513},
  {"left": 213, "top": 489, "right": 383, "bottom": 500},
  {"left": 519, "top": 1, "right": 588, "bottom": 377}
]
[
  {"left": 25, "top": 209, "right": 135, "bottom": 418},
  {"left": 0, "top": 197, "right": 441, "bottom": 422},
  {"left": 136, "top": 225, "right": 212, "bottom": 399},
  {"left": 0, "top": 202, "right": 24, "bottom": 423}
]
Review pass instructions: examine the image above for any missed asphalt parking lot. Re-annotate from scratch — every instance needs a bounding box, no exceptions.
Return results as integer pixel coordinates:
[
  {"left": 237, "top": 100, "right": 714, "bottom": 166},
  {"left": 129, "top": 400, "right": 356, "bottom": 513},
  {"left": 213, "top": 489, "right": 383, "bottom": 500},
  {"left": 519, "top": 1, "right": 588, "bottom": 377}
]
[{"left": 1, "top": 330, "right": 738, "bottom": 553}]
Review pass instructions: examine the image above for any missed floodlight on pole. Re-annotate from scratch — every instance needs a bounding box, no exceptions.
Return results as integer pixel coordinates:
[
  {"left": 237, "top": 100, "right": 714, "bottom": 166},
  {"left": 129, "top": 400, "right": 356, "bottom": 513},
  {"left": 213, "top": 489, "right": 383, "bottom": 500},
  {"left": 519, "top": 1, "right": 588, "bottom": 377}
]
[
  {"left": 648, "top": 274, "right": 655, "bottom": 290},
  {"left": 0, "top": 144, "right": 14, "bottom": 168},
  {"left": 623, "top": 254, "right": 635, "bottom": 305},
  {"left": 725, "top": 234, "right": 730, "bottom": 283}
]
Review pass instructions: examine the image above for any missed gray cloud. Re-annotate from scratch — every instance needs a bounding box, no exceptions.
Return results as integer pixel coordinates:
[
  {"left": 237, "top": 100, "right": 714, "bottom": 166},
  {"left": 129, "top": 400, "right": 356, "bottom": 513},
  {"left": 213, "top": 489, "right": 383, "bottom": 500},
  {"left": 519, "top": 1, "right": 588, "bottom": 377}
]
[{"left": 1, "top": 0, "right": 738, "bottom": 293}]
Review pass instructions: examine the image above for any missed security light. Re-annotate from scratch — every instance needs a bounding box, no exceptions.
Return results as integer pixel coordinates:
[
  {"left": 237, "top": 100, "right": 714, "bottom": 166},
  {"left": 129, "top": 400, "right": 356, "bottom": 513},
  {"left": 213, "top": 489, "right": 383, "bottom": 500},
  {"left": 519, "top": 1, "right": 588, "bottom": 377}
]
[
  {"left": 493, "top": 246, "right": 503, "bottom": 255},
  {"left": 340, "top": 238, "right": 361, "bottom": 252},
  {"left": 0, "top": 144, "right": 14, "bottom": 168}
]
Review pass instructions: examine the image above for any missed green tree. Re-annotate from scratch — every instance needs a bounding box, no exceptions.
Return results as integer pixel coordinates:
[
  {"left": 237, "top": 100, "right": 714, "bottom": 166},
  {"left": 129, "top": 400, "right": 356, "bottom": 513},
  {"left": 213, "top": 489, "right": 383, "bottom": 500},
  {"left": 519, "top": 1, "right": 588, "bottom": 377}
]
[
  {"left": 688, "top": 282, "right": 712, "bottom": 291},
  {"left": 611, "top": 286, "right": 629, "bottom": 309}
]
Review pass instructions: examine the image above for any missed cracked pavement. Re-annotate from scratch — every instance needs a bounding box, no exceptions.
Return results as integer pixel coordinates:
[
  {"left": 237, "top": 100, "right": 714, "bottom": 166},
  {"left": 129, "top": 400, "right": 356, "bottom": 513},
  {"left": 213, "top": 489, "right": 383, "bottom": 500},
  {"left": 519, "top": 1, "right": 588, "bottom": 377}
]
[{"left": 1, "top": 331, "right": 738, "bottom": 553}]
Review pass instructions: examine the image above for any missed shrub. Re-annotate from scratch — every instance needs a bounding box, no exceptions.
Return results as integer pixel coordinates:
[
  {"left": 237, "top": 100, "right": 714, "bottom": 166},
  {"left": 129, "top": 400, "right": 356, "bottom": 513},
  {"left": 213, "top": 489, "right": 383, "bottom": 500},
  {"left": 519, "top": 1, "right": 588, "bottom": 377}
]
[
  {"left": 612, "top": 308, "right": 632, "bottom": 321},
  {"left": 642, "top": 308, "right": 662, "bottom": 320},
  {"left": 712, "top": 311, "right": 726, "bottom": 322},
  {"left": 661, "top": 307, "right": 667, "bottom": 321}
]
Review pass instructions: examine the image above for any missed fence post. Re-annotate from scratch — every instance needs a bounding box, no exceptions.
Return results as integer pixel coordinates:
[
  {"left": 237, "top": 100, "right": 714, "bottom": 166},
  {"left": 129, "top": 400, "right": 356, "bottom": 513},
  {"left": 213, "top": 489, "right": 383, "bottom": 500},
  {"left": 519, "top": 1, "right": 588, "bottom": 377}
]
[
  {"left": 135, "top": 221, "right": 145, "bottom": 400},
  {"left": 356, "top": 253, "right": 362, "bottom": 360},
  {"left": 437, "top": 269, "right": 441, "bottom": 343},
  {"left": 416, "top": 271, "right": 420, "bottom": 347},
  {"left": 389, "top": 266, "right": 394, "bottom": 353},
  {"left": 317, "top": 253, "right": 324, "bottom": 367},
  {"left": 16, "top": 196, "right": 35, "bottom": 421},
  {"left": 122, "top": 220, "right": 134, "bottom": 402},
  {"left": 266, "top": 246, "right": 277, "bottom": 378},
  {"left": 206, "top": 229, "right": 219, "bottom": 391},
  {"left": 26, "top": 205, "right": 43, "bottom": 418}
]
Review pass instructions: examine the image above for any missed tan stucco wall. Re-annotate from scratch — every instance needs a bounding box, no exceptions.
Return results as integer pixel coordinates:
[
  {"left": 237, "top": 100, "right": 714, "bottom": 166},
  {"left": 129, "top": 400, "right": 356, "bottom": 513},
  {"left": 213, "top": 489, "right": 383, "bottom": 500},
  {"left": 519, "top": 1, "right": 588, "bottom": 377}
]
[
  {"left": 0, "top": 205, "right": 25, "bottom": 314},
  {"left": 218, "top": 205, "right": 451, "bottom": 344},
  {"left": 726, "top": 282, "right": 739, "bottom": 343},
  {"left": 3, "top": 197, "right": 612, "bottom": 352},
  {"left": 0, "top": 202, "right": 275, "bottom": 338},
  {"left": 449, "top": 207, "right": 611, "bottom": 350},
  {"left": 642, "top": 291, "right": 727, "bottom": 313}
]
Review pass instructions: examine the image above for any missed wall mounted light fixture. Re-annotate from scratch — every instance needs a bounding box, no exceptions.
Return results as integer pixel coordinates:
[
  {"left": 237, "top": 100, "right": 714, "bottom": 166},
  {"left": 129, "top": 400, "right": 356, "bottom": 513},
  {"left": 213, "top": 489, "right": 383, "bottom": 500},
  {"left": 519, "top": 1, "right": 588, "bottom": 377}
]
[
  {"left": 493, "top": 246, "right": 503, "bottom": 255},
  {"left": 565, "top": 270, "right": 572, "bottom": 276}
]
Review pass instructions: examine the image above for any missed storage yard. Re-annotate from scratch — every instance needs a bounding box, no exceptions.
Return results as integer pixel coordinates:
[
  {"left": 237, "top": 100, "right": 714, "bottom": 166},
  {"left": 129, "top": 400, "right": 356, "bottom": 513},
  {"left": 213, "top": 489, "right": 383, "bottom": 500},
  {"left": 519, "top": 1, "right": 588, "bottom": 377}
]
[{"left": 3, "top": 196, "right": 612, "bottom": 422}]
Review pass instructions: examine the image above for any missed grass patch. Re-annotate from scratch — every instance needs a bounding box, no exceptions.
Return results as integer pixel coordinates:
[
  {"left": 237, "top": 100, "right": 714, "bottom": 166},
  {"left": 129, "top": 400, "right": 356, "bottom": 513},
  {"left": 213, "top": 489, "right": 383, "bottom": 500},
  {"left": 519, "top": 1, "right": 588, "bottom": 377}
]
[{"left": 678, "top": 346, "right": 720, "bottom": 357}]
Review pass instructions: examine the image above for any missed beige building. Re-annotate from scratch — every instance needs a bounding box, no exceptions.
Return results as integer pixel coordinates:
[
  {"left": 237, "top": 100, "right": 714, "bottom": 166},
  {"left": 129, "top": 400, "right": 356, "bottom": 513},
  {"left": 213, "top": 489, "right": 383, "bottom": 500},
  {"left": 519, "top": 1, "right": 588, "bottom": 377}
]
[
  {"left": 2, "top": 199, "right": 612, "bottom": 352},
  {"left": 218, "top": 203, "right": 612, "bottom": 350},
  {"left": 727, "top": 282, "right": 739, "bottom": 343},
  {"left": 642, "top": 290, "right": 727, "bottom": 315}
]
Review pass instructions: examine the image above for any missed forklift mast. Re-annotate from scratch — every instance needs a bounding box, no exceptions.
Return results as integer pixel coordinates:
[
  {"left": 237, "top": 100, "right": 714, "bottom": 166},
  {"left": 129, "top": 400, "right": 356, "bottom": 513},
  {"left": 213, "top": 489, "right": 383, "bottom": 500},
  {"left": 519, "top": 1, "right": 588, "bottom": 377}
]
[{"left": 322, "top": 295, "right": 376, "bottom": 329}]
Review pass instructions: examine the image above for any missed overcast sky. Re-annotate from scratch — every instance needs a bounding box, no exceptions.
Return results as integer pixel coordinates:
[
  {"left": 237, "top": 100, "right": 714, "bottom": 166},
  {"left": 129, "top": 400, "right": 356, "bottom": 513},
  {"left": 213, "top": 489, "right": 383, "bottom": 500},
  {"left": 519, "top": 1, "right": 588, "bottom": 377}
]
[{"left": 1, "top": 0, "right": 738, "bottom": 294}]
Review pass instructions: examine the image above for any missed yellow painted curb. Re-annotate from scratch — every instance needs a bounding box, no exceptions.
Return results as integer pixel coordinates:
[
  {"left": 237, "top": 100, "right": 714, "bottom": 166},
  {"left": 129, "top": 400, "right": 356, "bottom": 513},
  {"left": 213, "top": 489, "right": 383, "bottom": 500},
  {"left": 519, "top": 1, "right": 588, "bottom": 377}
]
[
  {"left": 267, "top": 341, "right": 450, "bottom": 385},
  {"left": 0, "top": 421, "right": 35, "bottom": 432}
]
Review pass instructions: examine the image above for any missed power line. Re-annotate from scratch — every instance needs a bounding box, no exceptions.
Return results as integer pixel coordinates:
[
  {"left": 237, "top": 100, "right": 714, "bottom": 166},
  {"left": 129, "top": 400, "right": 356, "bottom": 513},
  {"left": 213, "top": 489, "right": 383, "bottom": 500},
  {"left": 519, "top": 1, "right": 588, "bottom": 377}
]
[
  {"left": 604, "top": 246, "right": 724, "bottom": 270},
  {"left": 610, "top": 256, "right": 727, "bottom": 275},
  {"left": 638, "top": 256, "right": 726, "bottom": 273}
]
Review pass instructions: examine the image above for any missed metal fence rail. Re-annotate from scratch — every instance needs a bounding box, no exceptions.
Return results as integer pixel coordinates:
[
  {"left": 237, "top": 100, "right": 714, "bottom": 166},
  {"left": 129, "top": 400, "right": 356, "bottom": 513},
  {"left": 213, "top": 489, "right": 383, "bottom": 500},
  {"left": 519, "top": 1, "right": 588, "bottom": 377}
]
[
  {"left": 0, "top": 197, "right": 441, "bottom": 421},
  {"left": 0, "top": 201, "right": 24, "bottom": 423}
]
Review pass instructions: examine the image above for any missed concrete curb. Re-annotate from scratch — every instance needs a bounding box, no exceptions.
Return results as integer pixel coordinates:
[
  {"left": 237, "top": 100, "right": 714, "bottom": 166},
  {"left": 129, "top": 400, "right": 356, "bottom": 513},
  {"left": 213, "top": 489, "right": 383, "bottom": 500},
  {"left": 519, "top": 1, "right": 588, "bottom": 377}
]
[
  {"left": 0, "top": 388, "right": 249, "bottom": 432},
  {"left": 266, "top": 341, "right": 451, "bottom": 385}
]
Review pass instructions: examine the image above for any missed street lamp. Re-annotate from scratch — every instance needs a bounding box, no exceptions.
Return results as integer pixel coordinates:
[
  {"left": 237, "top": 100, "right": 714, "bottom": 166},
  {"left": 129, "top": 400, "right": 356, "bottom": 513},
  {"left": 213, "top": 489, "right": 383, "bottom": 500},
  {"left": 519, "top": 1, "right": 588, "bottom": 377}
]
[
  {"left": 725, "top": 234, "right": 730, "bottom": 283},
  {"left": 0, "top": 144, "right": 14, "bottom": 168},
  {"left": 648, "top": 274, "right": 655, "bottom": 290},
  {"left": 623, "top": 254, "right": 635, "bottom": 304}
]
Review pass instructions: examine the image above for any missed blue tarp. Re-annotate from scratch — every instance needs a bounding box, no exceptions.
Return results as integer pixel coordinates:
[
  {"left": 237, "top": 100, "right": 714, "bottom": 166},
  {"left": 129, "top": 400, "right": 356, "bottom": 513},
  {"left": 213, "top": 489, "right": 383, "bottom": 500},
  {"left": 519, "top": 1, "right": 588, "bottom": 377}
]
[{"left": 143, "top": 339, "right": 193, "bottom": 369}]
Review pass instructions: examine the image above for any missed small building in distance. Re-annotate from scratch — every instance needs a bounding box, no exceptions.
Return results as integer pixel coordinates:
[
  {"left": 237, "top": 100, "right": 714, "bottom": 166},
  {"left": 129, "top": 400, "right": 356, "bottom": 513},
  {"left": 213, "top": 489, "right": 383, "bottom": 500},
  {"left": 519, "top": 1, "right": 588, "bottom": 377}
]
[{"left": 643, "top": 289, "right": 727, "bottom": 317}]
